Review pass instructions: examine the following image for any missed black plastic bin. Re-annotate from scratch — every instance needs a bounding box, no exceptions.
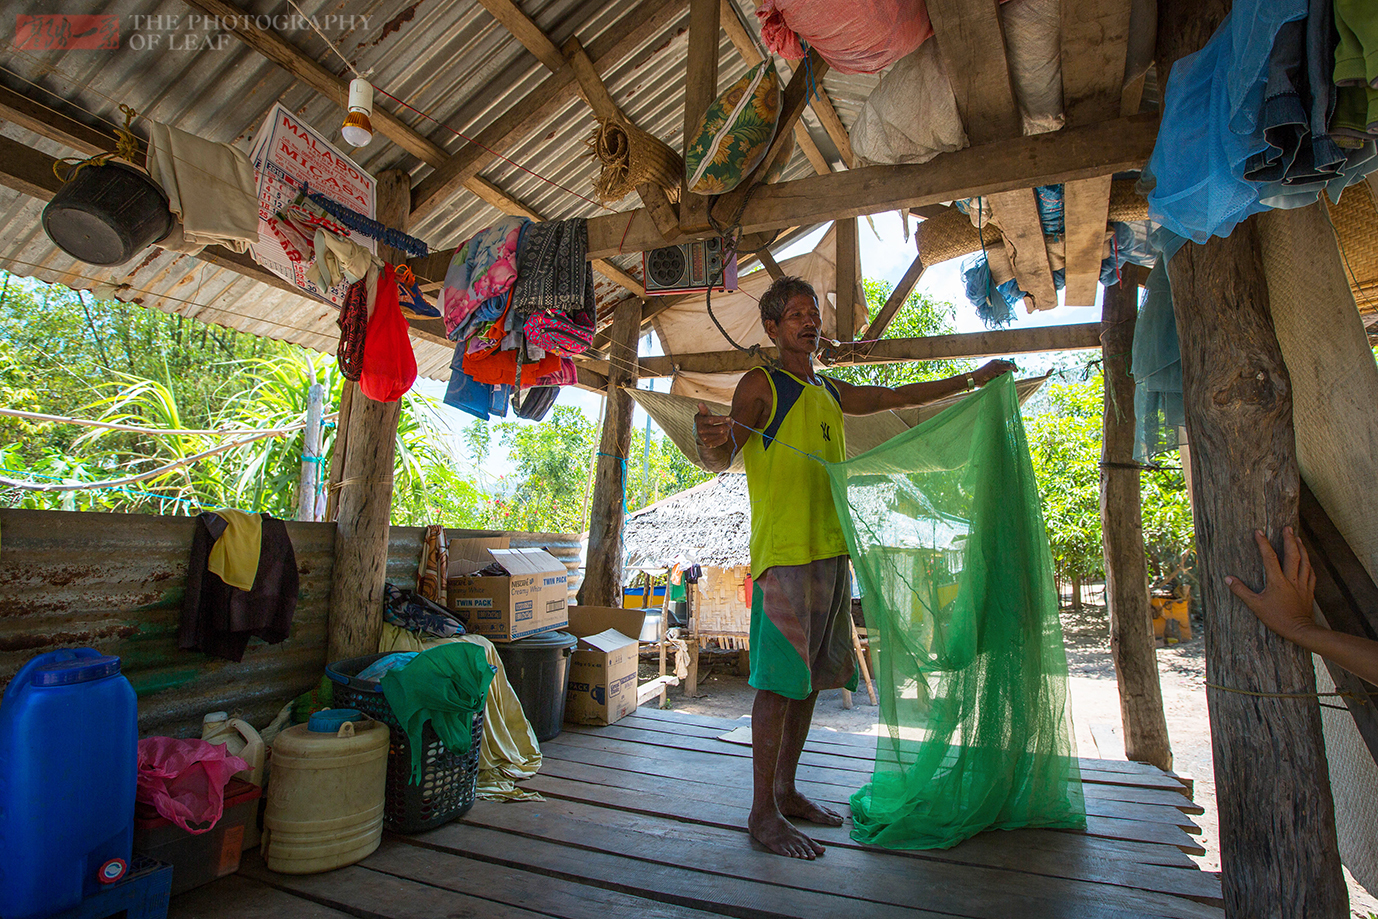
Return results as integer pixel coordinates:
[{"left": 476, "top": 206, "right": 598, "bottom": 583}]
[
  {"left": 491, "top": 631, "right": 578, "bottom": 743},
  {"left": 326, "top": 652, "right": 487, "bottom": 834}
]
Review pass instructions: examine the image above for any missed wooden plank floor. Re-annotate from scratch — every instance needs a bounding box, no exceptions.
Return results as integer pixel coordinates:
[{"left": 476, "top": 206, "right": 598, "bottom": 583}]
[{"left": 173, "top": 709, "right": 1222, "bottom": 919}]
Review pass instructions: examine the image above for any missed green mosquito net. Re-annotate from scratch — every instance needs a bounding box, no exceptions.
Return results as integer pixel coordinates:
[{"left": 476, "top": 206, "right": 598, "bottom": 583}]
[{"left": 826, "top": 374, "right": 1085, "bottom": 849}]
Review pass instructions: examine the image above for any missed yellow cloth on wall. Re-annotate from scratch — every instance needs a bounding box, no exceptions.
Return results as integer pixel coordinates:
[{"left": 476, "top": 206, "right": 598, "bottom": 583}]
[
  {"left": 378, "top": 623, "right": 543, "bottom": 801},
  {"left": 208, "top": 509, "right": 261, "bottom": 591}
]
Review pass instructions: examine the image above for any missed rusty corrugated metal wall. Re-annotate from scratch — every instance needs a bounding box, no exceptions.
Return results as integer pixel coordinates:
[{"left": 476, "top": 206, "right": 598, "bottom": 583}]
[{"left": 0, "top": 509, "right": 582, "bottom": 738}]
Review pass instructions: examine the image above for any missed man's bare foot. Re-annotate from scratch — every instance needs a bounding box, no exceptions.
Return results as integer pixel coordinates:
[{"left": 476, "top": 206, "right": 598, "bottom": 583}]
[
  {"left": 777, "top": 789, "right": 844, "bottom": 826},
  {"left": 749, "top": 808, "right": 827, "bottom": 859}
]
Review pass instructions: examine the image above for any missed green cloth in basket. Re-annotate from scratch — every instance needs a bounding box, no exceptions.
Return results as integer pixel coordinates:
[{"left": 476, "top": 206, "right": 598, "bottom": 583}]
[{"left": 380, "top": 642, "right": 495, "bottom": 782}]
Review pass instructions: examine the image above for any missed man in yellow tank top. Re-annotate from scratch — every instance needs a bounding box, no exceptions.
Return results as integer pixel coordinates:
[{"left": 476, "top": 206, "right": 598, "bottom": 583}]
[{"left": 695, "top": 276, "right": 1013, "bottom": 860}]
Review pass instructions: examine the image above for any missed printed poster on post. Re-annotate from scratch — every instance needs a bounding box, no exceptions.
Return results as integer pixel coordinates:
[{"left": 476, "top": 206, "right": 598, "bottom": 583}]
[{"left": 249, "top": 102, "right": 376, "bottom": 307}]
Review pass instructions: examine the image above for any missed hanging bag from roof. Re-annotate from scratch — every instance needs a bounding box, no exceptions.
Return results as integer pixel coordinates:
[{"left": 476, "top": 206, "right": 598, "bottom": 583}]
[
  {"left": 684, "top": 61, "right": 782, "bottom": 195},
  {"left": 359, "top": 263, "right": 417, "bottom": 403}
]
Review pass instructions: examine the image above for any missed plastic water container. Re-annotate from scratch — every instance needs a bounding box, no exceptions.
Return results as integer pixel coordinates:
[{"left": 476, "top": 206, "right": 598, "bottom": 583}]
[
  {"left": 262, "top": 709, "right": 389, "bottom": 874},
  {"left": 0, "top": 648, "right": 138, "bottom": 919},
  {"left": 201, "top": 711, "right": 267, "bottom": 786}
]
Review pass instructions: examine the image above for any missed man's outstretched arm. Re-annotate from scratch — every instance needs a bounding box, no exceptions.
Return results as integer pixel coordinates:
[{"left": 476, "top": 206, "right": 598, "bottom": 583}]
[
  {"left": 830, "top": 359, "right": 1017, "bottom": 416},
  {"left": 695, "top": 368, "right": 772, "bottom": 472}
]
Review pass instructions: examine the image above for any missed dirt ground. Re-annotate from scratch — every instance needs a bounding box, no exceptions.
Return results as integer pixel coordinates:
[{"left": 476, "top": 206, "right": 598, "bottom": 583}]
[{"left": 642, "top": 593, "right": 1378, "bottom": 916}]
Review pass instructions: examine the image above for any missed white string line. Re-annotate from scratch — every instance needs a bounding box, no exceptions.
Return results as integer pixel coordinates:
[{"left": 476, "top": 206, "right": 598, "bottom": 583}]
[
  {"left": 0, "top": 406, "right": 337, "bottom": 438},
  {"left": 0, "top": 421, "right": 313, "bottom": 493}
]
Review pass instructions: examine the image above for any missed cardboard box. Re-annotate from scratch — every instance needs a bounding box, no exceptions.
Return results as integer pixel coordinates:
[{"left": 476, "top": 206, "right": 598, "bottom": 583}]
[
  {"left": 564, "top": 606, "right": 646, "bottom": 726},
  {"left": 447, "top": 547, "right": 568, "bottom": 641}
]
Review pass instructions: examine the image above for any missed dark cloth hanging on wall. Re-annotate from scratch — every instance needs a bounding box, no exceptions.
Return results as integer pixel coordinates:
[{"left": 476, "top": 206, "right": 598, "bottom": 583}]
[{"left": 180, "top": 512, "right": 299, "bottom": 662}]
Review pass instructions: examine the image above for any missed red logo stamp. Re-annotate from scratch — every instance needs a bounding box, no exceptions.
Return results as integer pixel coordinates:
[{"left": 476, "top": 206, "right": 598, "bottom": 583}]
[{"left": 15, "top": 15, "right": 119, "bottom": 50}]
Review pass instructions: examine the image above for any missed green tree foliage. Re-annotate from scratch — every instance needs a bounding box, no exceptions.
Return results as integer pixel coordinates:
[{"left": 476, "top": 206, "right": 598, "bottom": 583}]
[
  {"left": 1023, "top": 366, "right": 1196, "bottom": 595},
  {"left": 829, "top": 278, "right": 974, "bottom": 387},
  {"left": 0, "top": 275, "right": 486, "bottom": 526},
  {"left": 463, "top": 405, "right": 712, "bottom": 534}
]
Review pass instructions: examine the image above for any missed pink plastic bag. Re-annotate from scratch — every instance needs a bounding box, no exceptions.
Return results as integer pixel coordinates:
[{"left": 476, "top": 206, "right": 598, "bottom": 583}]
[
  {"left": 136, "top": 737, "right": 248, "bottom": 834},
  {"left": 757, "top": 0, "right": 933, "bottom": 75}
]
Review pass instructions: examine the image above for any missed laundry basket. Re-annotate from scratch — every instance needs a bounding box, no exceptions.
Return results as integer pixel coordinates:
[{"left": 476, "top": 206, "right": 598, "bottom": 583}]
[{"left": 326, "top": 652, "right": 486, "bottom": 833}]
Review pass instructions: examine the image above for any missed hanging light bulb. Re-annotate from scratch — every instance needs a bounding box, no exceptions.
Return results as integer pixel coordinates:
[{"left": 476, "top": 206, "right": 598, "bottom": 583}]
[{"left": 341, "top": 78, "right": 374, "bottom": 147}]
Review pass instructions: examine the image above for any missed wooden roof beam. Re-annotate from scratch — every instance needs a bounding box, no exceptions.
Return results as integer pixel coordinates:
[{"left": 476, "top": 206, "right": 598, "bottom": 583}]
[
  {"left": 185, "top": 0, "right": 652, "bottom": 301},
  {"left": 927, "top": 0, "right": 1058, "bottom": 311},
  {"left": 409, "top": 0, "right": 688, "bottom": 224},
  {"left": 679, "top": 0, "right": 721, "bottom": 234},
  {"left": 627, "top": 321, "right": 1102, "bottom": 376},
  {"left": 1060, "top": 0, "right": 1135, "bottom": 306},
  {"left": 403, "top": 114, "right": 1157, "bottom": 274},
  {"left": 859, "top": 252, "right": 926, "bottom": 340},
  {"left": 583, "top": 113, "right": 1158, "bottom": 257}
]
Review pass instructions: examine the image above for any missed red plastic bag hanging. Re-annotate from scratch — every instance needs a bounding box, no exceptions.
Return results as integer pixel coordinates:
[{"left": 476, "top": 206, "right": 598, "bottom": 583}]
[{"left": 359, "top": 263, "right": 417, "bottom": 402}]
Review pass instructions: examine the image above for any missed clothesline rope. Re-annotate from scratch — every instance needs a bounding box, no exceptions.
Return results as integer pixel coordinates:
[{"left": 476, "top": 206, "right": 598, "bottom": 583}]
[
  {"left": 0, "top": 406, "right": 335, "bottom": 438},
  {"left": 0, "top": 421, "right": 313, "bottom": 493}
]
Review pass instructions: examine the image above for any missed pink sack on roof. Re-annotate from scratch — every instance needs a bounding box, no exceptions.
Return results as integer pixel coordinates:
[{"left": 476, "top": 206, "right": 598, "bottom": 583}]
[{"left": 757, "top": 0, "right": 933, "bottom": 75}]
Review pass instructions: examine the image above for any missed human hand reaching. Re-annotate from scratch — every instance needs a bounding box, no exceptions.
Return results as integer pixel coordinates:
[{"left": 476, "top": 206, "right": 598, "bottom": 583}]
[
  {"left": 974, "top": 359, "right": 1017, "bottom": 386},
  {"left": 1225, "top": 527, "right": 1318, "bottom": 642}
]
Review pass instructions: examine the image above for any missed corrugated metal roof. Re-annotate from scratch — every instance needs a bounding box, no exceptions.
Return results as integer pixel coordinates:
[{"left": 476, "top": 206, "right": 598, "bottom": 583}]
[{"left": 0, "top": 0, "right": 845, "bottom": 379}]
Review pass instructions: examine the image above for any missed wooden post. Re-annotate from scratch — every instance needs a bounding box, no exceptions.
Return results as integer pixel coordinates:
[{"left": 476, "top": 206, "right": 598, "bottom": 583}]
[
  {"left": 579, "top": 297, "right": 641, "bottom": 607},
  {"left": 835, "top": 217, "right": 858, "bottom": 342},
  {"left": 679, "top": 0, "right": 720, "bottom": 235},
  {"left": 297, "top": 378, "right": 325, "bottom": 521},
  {"left": 327, "top": 169, "right": 410, "bottom": 662},
  {"left": 1099, "top": 267, "right": 1172, "bottom": 770},
  {"left": 1157, "top": 3, "right": 1346, "bottom": 914}
]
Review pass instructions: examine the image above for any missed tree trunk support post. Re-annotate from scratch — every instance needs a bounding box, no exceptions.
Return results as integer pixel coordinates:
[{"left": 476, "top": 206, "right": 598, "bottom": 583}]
[
  {"left": 1156, "top": 2, "right": 1346, "bottom": 913},
  {"left": 1099, "top": 267, "right": 1172, "bottom": 770},
  {"left": 327, "top": 168, "right": 410, "bottom": 662},
  {"left": 579, "top": 297, "right": 642, "bottom": 607}
]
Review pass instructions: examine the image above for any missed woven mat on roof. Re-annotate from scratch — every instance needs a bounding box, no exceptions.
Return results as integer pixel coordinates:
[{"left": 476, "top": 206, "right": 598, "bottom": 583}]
[
  {"left": 630, "top": 375, "right": 1048, "bottom": 473},
  {"left": 915, "top": 181, "right": 1150, "bottom": 268},
  {"left": 1327, "top": 181, "right": 1378, "bottom": 310},
  {"left": 1259, "top": 203, "right": 1378, "bottom": 895}
]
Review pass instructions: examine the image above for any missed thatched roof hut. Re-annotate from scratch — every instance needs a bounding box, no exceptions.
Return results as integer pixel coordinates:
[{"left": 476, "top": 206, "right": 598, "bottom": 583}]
[{"left": 622, "top": 474, "right": 749, "bottom": 571}]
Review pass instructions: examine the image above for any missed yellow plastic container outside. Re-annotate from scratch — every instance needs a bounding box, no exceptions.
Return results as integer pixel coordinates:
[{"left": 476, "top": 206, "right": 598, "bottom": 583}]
[
  {"left": 1150, "top": 596, "right": 1192, "bottom": 642},
  {"left": 262, "top": 718, "right": 389, "bottom": 874}
]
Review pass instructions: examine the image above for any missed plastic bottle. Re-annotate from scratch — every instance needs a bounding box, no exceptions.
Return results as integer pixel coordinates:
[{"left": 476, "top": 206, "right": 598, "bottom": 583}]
[
  {"left": 0, "top": 648, "right": 138, "bottom": 919},
  {"left": 202, "top": 711, "right": 266, "bottom": 786}
]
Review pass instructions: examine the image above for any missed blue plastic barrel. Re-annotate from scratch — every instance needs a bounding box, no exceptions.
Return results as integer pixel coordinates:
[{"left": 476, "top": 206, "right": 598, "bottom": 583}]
[{"left": 0, "top": 648, "right": 138, "bottom": 919}]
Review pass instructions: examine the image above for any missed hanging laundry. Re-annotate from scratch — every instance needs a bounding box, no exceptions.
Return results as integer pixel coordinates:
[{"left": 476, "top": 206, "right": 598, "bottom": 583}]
[
  {"left": 511, "top": 386, "right": 559, "bottom": 421},
  {"left": 1333, "top": 0, "right": 1378, "bottom": 90},
  {"left": 443, "top": 217, "right": 528, "bottom": 338},
  {"left": 443, "top": 345, "right": 510, "bottom": 421},
  {"left": 1132, "top": 261, "right": 1185, "bottom": 462},
  {"left": 395, "top": 265, "right": 441, "bottom": 318},
  {"left": 145, "top": 122, "right": 259, "bottom": 255},
  {"left": 463, "top": 348, "right": 564, "bottom": 387},
  {"left": 1146, "top": 0, "right": 1378, "bottom": 242},
  {"left": 510, "top": 219, "right": 595, "bottom": 319},
  {"left": 180, "top": 511, "right": 298, "bottom": 662},
  {"left": 522, "top": 309, "right": 595, "bottom": 354}
]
